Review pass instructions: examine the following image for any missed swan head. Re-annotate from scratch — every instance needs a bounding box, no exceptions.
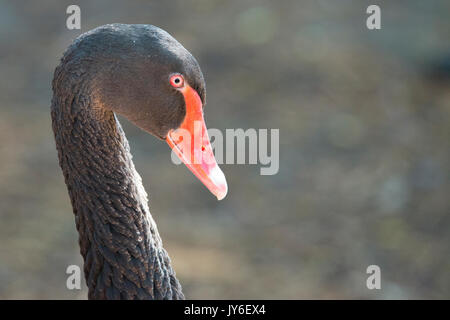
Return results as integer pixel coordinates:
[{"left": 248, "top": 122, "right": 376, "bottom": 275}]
[{"left": 72, "top": 23, "right": 227, "bottom": 200}]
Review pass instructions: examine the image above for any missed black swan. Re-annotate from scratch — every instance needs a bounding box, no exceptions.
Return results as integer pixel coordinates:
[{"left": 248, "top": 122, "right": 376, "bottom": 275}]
[{"left": 51, "top": 24, "right": 227, "bottom": 299}]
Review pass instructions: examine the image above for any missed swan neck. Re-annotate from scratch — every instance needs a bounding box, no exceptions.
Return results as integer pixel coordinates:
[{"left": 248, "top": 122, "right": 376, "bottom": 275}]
[{"left": 51, "top": 89, "right": 184, "bottom": 299}]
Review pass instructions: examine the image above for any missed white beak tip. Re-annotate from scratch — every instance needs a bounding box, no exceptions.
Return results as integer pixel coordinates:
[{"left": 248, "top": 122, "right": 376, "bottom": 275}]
[{"left": 216, "top": 186, "right": 228, "bottom": 201}]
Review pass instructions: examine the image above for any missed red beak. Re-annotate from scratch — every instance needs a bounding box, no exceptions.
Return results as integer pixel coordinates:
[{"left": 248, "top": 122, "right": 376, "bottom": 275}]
[{"left": 166, "top": 84, "right": 228, "bottom": 200}]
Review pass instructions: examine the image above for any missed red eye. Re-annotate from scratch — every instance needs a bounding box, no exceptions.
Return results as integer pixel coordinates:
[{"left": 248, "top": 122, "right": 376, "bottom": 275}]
[{"left": 170, "top": 74, "right": 184, "bottom": 88}]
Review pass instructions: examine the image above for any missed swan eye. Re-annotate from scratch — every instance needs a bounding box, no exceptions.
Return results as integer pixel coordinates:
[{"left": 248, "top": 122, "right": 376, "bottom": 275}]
[{"left": 169, "top": 74, "right": 184, "bottom": 88}]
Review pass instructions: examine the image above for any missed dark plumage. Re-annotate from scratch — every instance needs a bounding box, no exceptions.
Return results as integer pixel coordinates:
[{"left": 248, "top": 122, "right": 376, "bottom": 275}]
[{"left": 51, "top": 24, "right": 208, "bottom": 299}]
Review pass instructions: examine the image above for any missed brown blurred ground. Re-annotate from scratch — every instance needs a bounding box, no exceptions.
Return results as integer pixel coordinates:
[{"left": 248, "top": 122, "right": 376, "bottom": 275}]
[{"left": 0, "top": 0, "right": 449, "bottom": 299}]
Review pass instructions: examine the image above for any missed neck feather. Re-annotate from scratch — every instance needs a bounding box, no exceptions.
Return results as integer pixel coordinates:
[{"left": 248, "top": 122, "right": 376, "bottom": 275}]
[{"left": 51, "top": 84, "right": 184, "bottom": 299}]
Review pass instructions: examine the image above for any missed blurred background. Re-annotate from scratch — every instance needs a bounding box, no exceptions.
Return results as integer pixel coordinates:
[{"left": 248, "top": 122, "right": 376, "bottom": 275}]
[{"left": 0, "top": 0, "right": 449, "bottom": 299}]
